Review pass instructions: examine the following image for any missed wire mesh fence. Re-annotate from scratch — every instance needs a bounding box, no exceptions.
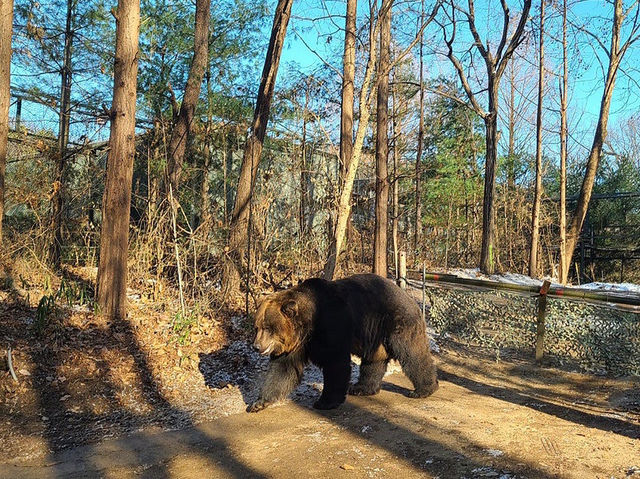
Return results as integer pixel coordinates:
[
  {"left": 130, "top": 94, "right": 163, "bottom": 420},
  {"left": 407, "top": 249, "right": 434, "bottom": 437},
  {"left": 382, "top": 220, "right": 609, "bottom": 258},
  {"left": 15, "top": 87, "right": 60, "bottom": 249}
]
[{"left": 423, "top": 283, "right": 640, "bottom": 376}]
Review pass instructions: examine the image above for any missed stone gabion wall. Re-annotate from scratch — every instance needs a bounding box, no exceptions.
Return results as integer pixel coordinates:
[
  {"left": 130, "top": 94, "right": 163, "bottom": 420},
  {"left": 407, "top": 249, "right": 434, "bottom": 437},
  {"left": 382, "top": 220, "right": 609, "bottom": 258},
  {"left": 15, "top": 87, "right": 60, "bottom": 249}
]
[{"left": 426, "top": 285, "right": 640, "bottom": 376}]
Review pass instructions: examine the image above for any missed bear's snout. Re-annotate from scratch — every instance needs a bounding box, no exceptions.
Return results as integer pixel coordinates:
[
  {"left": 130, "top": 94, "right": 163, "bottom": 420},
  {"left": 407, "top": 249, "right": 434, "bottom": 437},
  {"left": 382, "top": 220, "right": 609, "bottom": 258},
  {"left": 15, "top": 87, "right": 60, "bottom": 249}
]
[{"left": 253, "top": 330, "right": 275, "bottom": 356}]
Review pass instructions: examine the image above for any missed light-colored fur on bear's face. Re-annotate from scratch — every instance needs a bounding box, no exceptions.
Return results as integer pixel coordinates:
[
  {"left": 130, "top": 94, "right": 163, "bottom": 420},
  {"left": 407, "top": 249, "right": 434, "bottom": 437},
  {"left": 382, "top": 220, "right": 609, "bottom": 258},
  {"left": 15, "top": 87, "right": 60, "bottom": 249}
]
[{"left": 252, "top": 292, "right": 301, "bottom": 357}]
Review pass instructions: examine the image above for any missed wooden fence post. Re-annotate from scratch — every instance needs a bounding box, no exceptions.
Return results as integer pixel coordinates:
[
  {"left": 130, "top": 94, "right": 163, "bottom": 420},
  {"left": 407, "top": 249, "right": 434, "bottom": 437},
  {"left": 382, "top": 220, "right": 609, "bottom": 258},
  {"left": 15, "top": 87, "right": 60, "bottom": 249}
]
[
  {"left": 422, "top": 262, "right": 426, "bottom": 323},
  {"left": 535, "top": 280, "right": 551, "bottom": 364},
  {"left": 398, "top": 251, "right": 407, "bottom": 289}
]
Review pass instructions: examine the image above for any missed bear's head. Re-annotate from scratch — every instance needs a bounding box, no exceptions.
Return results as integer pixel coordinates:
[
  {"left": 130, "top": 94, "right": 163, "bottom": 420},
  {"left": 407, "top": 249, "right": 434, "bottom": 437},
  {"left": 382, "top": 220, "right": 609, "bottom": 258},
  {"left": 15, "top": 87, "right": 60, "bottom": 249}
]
[{"left": 252, "top": 290, "right": 312, "bottom": 357}]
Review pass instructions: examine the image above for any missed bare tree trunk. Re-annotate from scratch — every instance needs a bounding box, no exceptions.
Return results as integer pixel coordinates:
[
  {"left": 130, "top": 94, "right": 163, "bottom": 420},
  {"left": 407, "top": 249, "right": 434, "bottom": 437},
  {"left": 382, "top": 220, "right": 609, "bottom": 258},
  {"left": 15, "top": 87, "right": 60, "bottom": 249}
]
[
  {"left": 558, "top": 0, "right": 569, "bottom": 284},
  {"left": 165, "top": 0, "right": 211, "bottom": 197},
  {"left": 299, "top": 84, "right": 310, "bottom": 238},
  {"left": 414, "top": 3, "right": 425, "bottom": 255},
  {"left": 338, "top": 0, "right": 357, "bottom": 264},
  {"left": 323, "top": 1, "right": 379, "bottom": 280},
  {"left": 507, "top": 63, "right": 516, "bottom": 191},
  {"left": 200, "top": 70, "right": 213, "bottom": 230},
  {"left": 445, "top": 203, "right": 452, "bottom": 268},
  {"left": 339, "top": 0, "right": 357, "bottom": 181},
  {"left": 564, "top": 0, "right": 629, "bottom": 275},
  {"left": 373, "top": 0, "right": 391, "bottom": 277},
  {"left": 324, "top": 0, "right": 437, "bottom": 279},
  {"left": 391, "top": 77, "right": 399, "bottom": 278},
  {"left": 505, "top": 63, "right": 516, "bottom": 267},
  {"left": 529, "top": 0, "right": 545, "bottom": 278},
  {"left": 50, "top": 0, "right": 74, "bottom": 267},
  {"left": 200, "top": 139, "right": 211, "bottom": 227},
  {"left": 0, "top": 0, "right": 12, "bottom": 246},
  {"left": 96, "top": 0, "right": 140, "bottom": 320},
  {"left": 222, "top": 133, "right": 234, "bottom": 226},
  {"left": 224, "top": 0, "right": 293, "bottom": 292},
  {"left": 479, "top": 86, "right": 499, "bottom": 274}
]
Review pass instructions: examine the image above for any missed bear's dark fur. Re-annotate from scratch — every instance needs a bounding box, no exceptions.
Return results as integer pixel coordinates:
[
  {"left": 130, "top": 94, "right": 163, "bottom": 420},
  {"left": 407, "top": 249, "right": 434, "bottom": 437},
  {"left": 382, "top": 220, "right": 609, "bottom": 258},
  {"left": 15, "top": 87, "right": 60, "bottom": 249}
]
[{"left": 247, "top": 273, "right": 438, "bottom": 412}]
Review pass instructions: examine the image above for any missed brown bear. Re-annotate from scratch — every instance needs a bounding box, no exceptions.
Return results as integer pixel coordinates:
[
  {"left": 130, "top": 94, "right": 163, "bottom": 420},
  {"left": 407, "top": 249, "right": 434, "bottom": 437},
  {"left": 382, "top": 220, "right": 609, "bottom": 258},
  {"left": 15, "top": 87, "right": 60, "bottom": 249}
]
[{"left": 247, "top": 273, "right": 438, "bottom": 412}]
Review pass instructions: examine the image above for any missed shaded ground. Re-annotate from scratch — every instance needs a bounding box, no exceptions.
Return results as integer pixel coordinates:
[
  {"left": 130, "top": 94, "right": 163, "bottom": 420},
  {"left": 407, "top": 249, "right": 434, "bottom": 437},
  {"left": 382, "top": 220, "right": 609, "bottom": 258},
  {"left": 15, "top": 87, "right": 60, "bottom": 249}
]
[
  {"left": 1, "top": 264, "right": 639, "bottom": 478},
  {"left": 2, "top": 349, "right": 640, "bottom": 478},
  {"left": 0, "top": 264, "right": 247, "bottom": 461}
]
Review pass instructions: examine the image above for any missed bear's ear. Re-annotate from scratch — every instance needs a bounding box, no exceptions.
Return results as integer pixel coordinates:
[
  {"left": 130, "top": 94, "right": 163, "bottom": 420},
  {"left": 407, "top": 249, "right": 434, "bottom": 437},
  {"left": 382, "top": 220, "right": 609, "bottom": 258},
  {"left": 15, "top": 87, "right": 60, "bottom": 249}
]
[
  {"left": 255, "top": 292, "right": 270, "bottom": 308},
  {"left": 280, "top": 300, "right": 298, "bottom": 319}
]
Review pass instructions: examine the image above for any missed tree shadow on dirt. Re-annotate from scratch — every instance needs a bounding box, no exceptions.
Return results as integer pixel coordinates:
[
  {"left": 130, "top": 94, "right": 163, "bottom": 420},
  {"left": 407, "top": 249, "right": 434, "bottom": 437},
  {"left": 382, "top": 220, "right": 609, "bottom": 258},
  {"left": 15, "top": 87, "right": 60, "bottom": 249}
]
[
  {"left": 437, "top": 367, "right": 640, "bottom": 440},
  {"left": 436, "top": 339, "right": 640, "bottom": 410},
  {"left": 304, "top": 395, "right": 557, "bottom": 478},
  {"left": 1, "top": 285, "right": 267, "bottom": 478}
]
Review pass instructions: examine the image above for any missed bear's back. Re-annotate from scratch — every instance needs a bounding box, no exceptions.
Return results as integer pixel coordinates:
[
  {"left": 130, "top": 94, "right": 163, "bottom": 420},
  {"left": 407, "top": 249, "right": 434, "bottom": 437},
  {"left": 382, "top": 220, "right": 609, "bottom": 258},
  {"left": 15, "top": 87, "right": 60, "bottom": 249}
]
[{"left": 335, "top": 273, "right": 422, "bottom": 324}]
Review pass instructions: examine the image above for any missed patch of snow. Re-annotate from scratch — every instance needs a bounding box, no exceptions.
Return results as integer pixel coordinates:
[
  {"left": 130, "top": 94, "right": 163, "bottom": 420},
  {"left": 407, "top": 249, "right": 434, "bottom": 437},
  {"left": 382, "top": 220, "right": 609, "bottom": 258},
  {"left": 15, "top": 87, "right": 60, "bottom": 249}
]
[
  {"left": 72, "top": 304, "right": 92, "bottom": 313},
  {"left": 444, "top": 268, "right": 640, "bottom": 296},
  {"left": 200, "top": 339, "right": 267, "bottom": 391},
  {"left": 471, "top": 467, "right": 501, "bottom": 477},
  {"left": 483, "top": 449, "right": 504, "bottom": 457},
  {"left": 449, "top": 268, "right": 547, "bottom": 287},
  {"left": 230, "top": 315, "right": 246, "bottom": 333},
  {"left": 448, "top": 268, "right": 480, "bottom": 279},
  {"left": 578, "top": 282, "right": 640, "bottom": 294},
  {"left": 488, "top": 273, "right": 542, "bottom": 287}
]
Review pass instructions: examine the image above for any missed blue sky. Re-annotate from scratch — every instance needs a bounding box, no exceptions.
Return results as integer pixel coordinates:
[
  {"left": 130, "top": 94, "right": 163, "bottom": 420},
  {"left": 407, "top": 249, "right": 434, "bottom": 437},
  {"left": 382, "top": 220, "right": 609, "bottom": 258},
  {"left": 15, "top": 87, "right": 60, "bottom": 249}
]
[
  {"left": 9, "top": 0, "right": 640, "bottom": 164},
  {"left": 279, "top": 0, "right": 640, "bottom": 162}
]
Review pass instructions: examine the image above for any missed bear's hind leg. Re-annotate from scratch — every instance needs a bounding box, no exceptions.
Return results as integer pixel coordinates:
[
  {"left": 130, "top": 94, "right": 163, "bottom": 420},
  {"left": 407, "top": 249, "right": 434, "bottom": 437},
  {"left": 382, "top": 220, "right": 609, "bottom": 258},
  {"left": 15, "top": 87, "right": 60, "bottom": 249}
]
[
  {"left": 390, "top": 331, "right": 438, "bottom": 398},
  {"left": 349, "top": 359, "right": 387, "bottom": 396}
]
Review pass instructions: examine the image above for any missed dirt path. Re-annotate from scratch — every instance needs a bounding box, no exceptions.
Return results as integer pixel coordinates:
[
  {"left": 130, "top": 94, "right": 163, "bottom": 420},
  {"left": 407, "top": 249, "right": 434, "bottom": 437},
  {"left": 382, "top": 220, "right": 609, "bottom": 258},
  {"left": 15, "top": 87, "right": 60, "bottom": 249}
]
[{"left": 2, "top": 352, "right": 639, "bottom": 479}]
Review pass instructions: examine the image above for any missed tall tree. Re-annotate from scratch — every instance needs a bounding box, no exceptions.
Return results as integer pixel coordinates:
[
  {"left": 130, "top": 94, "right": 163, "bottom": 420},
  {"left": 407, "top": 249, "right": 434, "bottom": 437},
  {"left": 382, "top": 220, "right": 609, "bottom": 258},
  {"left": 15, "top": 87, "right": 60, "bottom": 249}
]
[
  {"left": 439, "top": 0, "right": 532, "bottom": 273},
  {"left": 563, "top": 0, "right": 640, "bottom": 280},
  {"left": 558, "top": 0, "right": 568, "bottom": 284},
  {"left": 324, "top": 0, "right": 381, "bottom": 280},
  {"left": 506, "top": 62, "right": 516, "bottom": 191},
  {"left": 200, "top": 71, "right": 214, "bottom": 229},
  {"left": 96, "top": 0, "right": 140, "bottom": 319},
  {"left": 165, "top": 0, "right": 211, "bottom": 198},
  {"left": 414, "top": 0, "right": 425, "bottom": 254},
  {"left": 529, "top": 0, "right": 545, "bottom": 278},
  {"left": 324, "top": 0, "right": 438, "bottom": 279},
  {"left": 391, "top": 69, "right": 399, "bottom": 275},
  {"left": 373, "top": 0, "right": 392, "bottom": 276},
  {"left": 299, "top": 78, "right": 311, "bottom": 237},
  {"left": 0, "top": 0, "right": 12, "bottom": 246},
  {"left": 49, "top": 0, "right": 74, "bottom": 267},
  {"left": 335, "top": 0, "right": 357, "bottom": 254},
  {"left": 224, "top": 0, "right": 294, "bottom": 292},
  {"left": 339, "top": 0, "right": 357, "bottom": 182}
]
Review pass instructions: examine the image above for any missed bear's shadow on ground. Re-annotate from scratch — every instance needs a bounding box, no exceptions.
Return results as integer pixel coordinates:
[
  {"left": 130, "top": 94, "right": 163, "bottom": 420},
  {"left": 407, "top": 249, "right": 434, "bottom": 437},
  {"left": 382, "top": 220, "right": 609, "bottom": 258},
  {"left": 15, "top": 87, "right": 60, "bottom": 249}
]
[{"left": 197, "top": 342, "right": 417, "bottom": 410}]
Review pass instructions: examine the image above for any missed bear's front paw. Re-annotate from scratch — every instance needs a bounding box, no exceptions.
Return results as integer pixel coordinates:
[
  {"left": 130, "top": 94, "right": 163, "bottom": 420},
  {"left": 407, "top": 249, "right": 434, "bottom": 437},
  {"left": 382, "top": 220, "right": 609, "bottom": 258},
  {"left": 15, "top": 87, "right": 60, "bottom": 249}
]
[
  {"left": 246, "top": 398, "right": 271, "bottom": 413},
  {"left": 313, "top": 397, "right": 345, "bottom": 410}
]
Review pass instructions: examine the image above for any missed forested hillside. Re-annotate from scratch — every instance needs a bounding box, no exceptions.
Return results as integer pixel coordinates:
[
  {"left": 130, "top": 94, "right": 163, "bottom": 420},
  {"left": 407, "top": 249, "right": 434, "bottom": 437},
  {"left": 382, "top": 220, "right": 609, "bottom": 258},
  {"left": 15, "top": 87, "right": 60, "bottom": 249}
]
[{"left": 3, "top": 0, "right": 640, "bottom": 314}]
